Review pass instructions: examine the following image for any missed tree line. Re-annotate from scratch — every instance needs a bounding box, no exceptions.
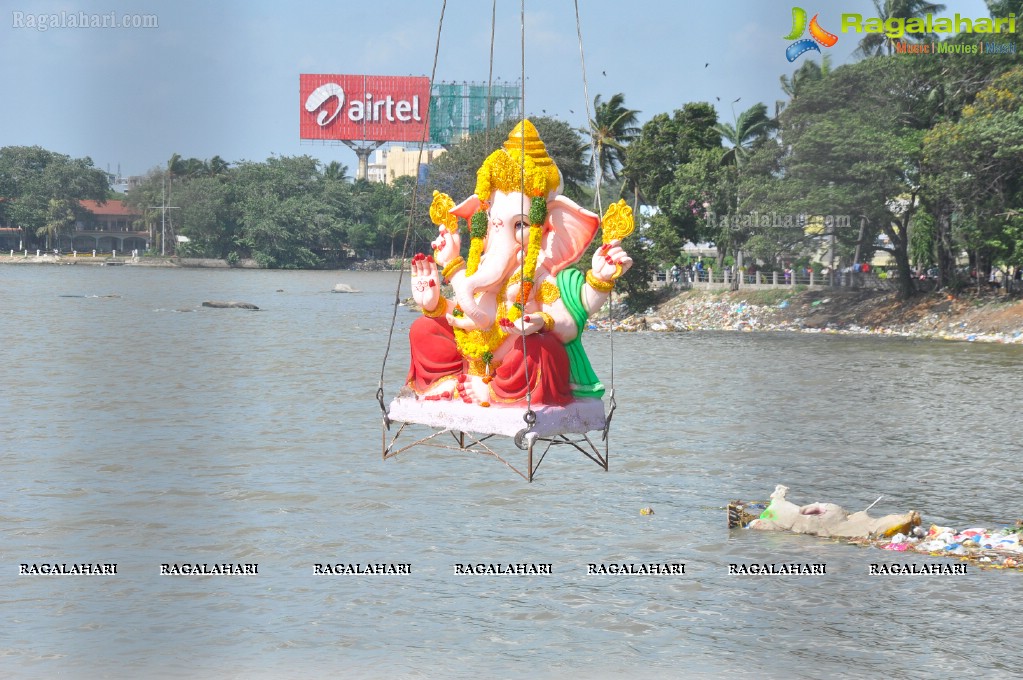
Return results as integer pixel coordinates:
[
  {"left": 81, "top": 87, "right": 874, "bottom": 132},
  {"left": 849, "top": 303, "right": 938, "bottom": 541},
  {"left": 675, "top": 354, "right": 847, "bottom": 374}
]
[
  {"left": 125, "top": 154, "right": 425, "bottom": 268},
  {"left": 3, "top": 0, "right": 1021, "bottom": 301}
]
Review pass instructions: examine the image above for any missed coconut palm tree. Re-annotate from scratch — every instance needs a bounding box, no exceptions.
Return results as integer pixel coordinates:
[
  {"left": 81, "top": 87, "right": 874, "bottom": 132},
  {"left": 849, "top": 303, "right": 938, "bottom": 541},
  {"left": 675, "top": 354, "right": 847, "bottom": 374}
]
[
  {"left": 780, "top": 54, "right": 832, "bottom": 102},
  {"left": 207, "top": 155, "right": 230, "bottom": 176},
  {"left": 714, "top": 103, "right": 778, "bottom": 167},
  {"left": 37, "top": 198, "right": 76, "bottom": 252},
  {"left": 714, "top": 103, "right": 779, "bottom": 290},
  {"left": 855, "top": 0, "right": 947, "bottom": 57},
  {"left": 582, "top": 93, "right": 640, "bottom": 207},
  {"left": 322, "top": 160, "right": 349, "bottom": 182}
]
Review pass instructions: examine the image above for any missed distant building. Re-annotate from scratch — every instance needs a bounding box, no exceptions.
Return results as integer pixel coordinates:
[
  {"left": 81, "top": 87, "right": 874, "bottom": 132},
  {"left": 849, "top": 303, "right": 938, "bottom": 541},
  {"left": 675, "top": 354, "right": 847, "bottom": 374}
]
[
  {"left": 0, "top": 225, "right": 24, "bottom": 251},
  {"left": 112, "top": 175, "right": 147, "bottom": 194},
  {"left": 367, "top": 146, "right": 446, "bottom": 185},
  {"left": 74, "top": 199, "right": 149, "bottom": 253}
]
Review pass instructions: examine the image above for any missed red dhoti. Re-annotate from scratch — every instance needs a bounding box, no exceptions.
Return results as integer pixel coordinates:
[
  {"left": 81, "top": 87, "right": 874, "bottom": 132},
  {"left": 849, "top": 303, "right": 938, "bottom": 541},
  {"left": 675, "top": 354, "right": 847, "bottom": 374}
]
[
  {"left": 489, "top": 334, "right": 573, "bottom": 406},
  {"left": 406, "top": 315, "right": 463, "bottom": 393},
  {"left": 406, "top": 315, "right": 573, "bottom": 406}
]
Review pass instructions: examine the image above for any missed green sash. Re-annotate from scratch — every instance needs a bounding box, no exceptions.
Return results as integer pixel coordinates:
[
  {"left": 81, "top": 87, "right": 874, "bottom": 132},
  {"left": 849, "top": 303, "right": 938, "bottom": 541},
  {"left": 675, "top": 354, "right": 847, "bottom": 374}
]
[{"left": 556, "top": 268, "right": 605, "bottom": 399}]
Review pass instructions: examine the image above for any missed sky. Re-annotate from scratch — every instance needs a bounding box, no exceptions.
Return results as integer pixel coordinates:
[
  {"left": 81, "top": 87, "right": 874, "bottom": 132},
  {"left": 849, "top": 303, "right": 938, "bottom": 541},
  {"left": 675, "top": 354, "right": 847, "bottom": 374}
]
[{"left": 0, "top": 0, "right": 995, "bottom": 178}]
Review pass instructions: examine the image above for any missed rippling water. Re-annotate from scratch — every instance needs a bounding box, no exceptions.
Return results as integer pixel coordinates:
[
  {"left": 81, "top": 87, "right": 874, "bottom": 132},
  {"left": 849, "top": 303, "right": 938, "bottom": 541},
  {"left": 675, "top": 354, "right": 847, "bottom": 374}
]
[{"left": 2, "top": 265, "right": 1022, "bottom": 679}]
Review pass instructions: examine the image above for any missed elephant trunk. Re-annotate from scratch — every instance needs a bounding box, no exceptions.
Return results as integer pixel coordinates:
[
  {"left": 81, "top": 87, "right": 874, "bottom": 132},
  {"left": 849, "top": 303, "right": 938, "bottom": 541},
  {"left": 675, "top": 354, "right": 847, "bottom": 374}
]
[{"left": 451, "top": 249, "right": 515, "bottom": 328}]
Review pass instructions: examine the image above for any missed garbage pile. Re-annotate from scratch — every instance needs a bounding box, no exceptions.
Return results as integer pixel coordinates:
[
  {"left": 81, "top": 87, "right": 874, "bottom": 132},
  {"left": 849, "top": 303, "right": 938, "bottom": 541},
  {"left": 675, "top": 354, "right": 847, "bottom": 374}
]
[
  {"left": 615, "top": 299, "right": 777, "bottom": 333},
  {"left": 729, "top": 491, "right": 1023, "bottom": 570},
  {"left": 865, "top": 523, "right": 1023, "bottom": 569}
]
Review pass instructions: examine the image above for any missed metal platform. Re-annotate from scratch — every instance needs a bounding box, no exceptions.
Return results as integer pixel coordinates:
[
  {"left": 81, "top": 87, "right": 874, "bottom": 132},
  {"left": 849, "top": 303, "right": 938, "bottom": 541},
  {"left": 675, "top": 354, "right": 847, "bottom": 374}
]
[{"left": 381, "top": 395, "right": 611, "bottom": 481}]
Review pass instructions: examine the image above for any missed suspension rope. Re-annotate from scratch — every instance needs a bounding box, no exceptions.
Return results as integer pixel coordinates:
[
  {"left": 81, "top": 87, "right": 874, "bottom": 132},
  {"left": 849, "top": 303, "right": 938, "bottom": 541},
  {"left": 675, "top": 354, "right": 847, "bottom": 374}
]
[
  {"left": 574, "top": 0, "right": 603, "bottom": 218},
  {"left": 377, "top": 0, "right": 448, "bottom": 413},
  {"left": 573, "top": 0, "right": 617, "bottom": 423},
  {"left": 519, "top": 0, "right": 534, "bottom": 422},
  {"left": 486, "top": 0, "right": 496, "bottom": 150}
]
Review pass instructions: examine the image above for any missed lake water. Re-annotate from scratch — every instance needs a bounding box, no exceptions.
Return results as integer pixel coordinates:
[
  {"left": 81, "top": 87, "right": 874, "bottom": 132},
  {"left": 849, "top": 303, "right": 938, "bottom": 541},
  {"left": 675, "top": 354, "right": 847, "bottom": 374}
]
[{"left": 2, "top": 265, "right": 1022, "bottom": 679}]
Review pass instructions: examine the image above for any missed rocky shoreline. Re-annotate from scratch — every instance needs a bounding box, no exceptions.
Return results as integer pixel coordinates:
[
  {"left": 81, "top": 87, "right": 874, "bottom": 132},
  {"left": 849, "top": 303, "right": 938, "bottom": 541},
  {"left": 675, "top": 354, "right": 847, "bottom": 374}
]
[
  {"left": 9, "top": 255, "right": 1021, "bottom": 345},
  {"left": 612, "top": 288, "right": 1023, "bottom": 345}
]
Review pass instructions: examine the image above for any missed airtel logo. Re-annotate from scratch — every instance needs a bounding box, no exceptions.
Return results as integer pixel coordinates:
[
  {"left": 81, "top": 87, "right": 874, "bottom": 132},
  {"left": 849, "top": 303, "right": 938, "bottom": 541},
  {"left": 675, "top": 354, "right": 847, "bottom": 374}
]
[{"left": 304, "top": 83, "right": 423, "bottom": 126}]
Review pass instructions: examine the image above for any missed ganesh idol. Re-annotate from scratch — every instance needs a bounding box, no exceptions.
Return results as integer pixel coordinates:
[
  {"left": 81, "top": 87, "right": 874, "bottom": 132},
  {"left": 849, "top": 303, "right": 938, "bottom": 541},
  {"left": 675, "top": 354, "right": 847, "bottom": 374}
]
[{"left": 404, "top": 119, "right": 633, "bottom": 409}]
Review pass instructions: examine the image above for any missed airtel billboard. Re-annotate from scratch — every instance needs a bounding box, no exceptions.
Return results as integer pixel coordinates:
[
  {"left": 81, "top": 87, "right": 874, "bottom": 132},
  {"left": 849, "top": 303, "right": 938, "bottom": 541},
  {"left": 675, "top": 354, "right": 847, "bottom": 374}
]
[{"left": 300, "top": 74, "right": 430, "bottom": 143}]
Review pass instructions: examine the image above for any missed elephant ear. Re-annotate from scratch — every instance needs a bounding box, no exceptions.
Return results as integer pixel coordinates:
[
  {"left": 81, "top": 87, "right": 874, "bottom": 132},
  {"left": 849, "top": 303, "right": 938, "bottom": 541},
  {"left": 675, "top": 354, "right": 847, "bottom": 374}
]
[
  {"left": 542, "top": 195, "right": 600, "bottom": 276},
  {"left": 451, "top": 195, "right": 482, "bottom": 220}
]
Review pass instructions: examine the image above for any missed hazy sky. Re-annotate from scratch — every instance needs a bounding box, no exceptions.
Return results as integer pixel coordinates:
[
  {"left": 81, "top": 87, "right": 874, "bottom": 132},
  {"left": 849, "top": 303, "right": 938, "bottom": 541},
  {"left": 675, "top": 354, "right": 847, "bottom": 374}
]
[{"left": 1, "top": 0, "right": 993, "bottom": 177}]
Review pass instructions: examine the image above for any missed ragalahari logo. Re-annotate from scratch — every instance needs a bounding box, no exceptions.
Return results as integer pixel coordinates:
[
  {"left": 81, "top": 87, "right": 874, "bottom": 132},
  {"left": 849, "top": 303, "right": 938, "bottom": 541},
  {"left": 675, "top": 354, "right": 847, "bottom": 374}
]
[{"left": 784, "top": 7, "right": 839, "bottom": 62}]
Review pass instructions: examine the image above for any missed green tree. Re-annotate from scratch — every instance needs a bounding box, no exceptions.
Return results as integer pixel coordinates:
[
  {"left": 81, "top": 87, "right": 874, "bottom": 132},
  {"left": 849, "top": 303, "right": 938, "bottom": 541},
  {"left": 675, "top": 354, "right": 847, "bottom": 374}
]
[
  {"left": 175, "top": 175, "right": 237, "bottom": 258},
  {"left": 0, "top": 146, "right": 109, "bottom": 249},
  {"left": 778, "top": 55, "right": 831, "bottom": 115},
  {"left": 923, "top": 67, "right": 1023, "bottom": 288},
  {"left": 779, "top": 57, "right": 931, "bottom": 297},
  {"left": 234, "top": 155, "right": 337, "bottom": 268},
  {"left": 909, "top": 40, "right": 1022, "bottom": 286},
  {"left": 986, "top": 0, "right": 1023, "bottom": 18},
  {"left": 612, "top": 103, "right": 725, "bottom": 298},
  {"left": 621, "top": 103, "right": 720, "bottom": 208},
  {"left": 855, "top": 0, "right": 948, "bottom": 57}
]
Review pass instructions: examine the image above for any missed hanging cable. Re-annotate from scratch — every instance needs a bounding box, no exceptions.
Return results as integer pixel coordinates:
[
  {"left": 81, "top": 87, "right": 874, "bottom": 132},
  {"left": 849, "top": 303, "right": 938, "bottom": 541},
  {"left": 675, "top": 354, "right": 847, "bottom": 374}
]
[
  {"left": 573, "top": 0, "right": 618, "bottom": 438},
  {"left": 486, "top": 0, "right": 496, "bottom": 150},
  {"left": 574, "top": 0, "right": 603, "bottom": 218},
  {"left": 519, "top": 0, "right": 534, "bottom": 425},
  {"left": 377, "top": 0, "right": 448, "bottom": 415}
]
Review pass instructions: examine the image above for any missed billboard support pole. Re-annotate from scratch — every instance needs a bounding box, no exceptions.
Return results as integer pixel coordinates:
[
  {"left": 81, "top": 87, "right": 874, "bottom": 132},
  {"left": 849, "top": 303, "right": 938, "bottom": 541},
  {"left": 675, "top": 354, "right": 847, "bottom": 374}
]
[{"left": 342, "top": 140, "right": 385, "bottom": 181}]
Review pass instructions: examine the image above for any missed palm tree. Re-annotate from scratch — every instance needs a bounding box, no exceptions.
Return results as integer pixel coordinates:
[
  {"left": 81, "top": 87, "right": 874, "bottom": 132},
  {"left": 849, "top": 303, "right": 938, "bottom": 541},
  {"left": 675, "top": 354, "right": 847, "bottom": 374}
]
[
  {"left": 581, "top": 93, "right": 640, "bottom": 208},
  {"left": 714, "top": 103, "right": 779, "bottom": 290},
  {"left": 37, "top": 198, "right": 76, "bottom": 252},
  {"left": 855, "top": 0, "right": 947, "bottom": 57},
  {"left": 322, "top": 160, "right": 349, "bottom": 182},
  {"left": 207, "top": 155, "right": 230, "bottom": 176},
  {"left": 779, "top": 54, "right": 832, "bottom": 103},
  {"left": 714, "top": 103, "right": 778, "bottom": 167}
]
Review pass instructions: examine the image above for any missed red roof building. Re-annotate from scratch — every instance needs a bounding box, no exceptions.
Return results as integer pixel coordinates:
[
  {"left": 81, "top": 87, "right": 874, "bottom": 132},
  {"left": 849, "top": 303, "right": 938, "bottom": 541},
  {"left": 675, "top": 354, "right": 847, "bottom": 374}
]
[{"left": 74, "top": 199, "right": 149, "bottom": 254}]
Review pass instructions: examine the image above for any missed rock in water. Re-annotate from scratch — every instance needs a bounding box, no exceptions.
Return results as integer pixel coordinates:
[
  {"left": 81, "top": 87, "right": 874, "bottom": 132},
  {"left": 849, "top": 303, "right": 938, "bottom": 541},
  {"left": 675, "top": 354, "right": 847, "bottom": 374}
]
[
  {"left": 332, "top": 283, "right": 359, "bottom": 293},
  {"left": 202, "top": 301, "right": 259, "bottom": 310}
]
